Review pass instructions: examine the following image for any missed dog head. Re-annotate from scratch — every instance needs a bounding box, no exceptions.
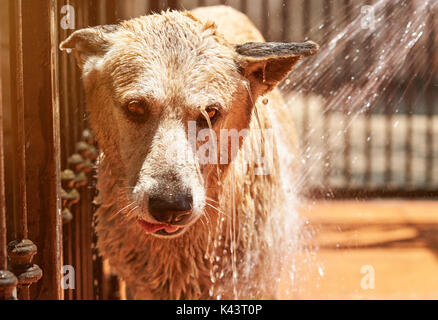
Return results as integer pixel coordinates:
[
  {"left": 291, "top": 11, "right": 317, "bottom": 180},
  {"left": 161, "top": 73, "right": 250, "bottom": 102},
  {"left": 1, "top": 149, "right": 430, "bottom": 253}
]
[{"left": 60, "top": 10, "right": 318, "bottom": 238}]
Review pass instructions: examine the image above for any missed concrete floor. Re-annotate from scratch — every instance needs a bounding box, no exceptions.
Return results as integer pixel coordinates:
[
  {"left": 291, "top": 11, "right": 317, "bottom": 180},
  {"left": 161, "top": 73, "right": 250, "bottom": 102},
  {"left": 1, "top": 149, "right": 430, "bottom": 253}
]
[{"left": 280, "top": 200, "right": 438, "bottom": 299}]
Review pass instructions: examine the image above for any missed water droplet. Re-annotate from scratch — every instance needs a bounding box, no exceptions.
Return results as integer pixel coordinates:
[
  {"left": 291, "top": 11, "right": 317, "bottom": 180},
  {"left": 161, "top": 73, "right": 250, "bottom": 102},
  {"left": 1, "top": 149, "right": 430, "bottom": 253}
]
[
  {"left": 210, "top": 271, "right": 216, "bottom": 283},
  {"left": 318, "top": 266, "right": 325, "bottom": 277}
]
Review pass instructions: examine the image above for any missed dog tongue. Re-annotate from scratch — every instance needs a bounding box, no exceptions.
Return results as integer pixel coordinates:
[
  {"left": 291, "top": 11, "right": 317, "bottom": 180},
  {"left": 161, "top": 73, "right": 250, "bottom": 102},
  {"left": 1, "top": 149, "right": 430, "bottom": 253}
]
[
  {"left": 137, "top": 220, "right": 180, "bottom": 234},
  {"left": 163, "top": 225, "right": 180, "bottom": 233}
]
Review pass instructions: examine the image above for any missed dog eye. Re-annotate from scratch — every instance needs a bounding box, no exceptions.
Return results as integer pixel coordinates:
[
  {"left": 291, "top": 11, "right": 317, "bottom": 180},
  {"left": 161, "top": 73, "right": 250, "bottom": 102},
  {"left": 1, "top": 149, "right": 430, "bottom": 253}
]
[
  {"left": 124, "top": 100, "right": 147, "bottom": 121},
  {"left": 206, "top": 107, "right": 217, "bottom": 120},
  {"left": 198, "top": 105, "right": 219, "bottom": 127}
]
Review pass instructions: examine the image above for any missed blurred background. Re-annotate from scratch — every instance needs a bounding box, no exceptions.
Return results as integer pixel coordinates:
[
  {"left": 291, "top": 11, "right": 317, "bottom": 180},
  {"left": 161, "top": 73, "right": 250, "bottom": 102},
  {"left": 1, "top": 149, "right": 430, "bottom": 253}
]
[{"left": 0, "top": 0, "right": 437, "bottom": 299}]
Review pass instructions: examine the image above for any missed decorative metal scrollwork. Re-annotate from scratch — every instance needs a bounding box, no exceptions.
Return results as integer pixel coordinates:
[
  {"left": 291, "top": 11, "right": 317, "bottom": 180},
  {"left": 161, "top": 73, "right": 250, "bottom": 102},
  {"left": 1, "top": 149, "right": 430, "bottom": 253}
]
[
  {"left": 61, "top": 129, "right": 99, "bottom": 225},
  {"left": 7, "top": 239, "right": 42, "bottom": 299}
]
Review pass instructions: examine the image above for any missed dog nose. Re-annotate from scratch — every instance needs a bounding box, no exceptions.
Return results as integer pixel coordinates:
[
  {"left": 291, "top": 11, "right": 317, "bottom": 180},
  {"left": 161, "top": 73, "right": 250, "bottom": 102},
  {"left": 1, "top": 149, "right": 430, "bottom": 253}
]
[{"left": 148, "top": 193, "right": 193, "bottom": 225}]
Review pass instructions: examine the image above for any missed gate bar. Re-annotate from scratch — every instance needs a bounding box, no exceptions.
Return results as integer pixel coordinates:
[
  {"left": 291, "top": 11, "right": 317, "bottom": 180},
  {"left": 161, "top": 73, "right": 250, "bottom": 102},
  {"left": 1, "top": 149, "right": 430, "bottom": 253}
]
[
  {"left": 262, "top": 0, "right": 270, "bottom": 40},
  {"left": 9, "top": 0, "right": 27, "bottom": 242},
  {"left": 8, "top": 0, "right": 43, "bottom": 300},
  {"left": 404, "top": 0, "right": 415, "bottom": 186},
  {"left": 0, "top": 66, "right": 18, "bottom": 301},
  {"left": 240, "top": 0, "right": 247, "bottom": 14},
  {"left": 149, "top": 0, "right": 161, "bottom": 13},
  {"left": 281, "top": 0, "right": 290, "bottom": 42},
  {"left": 167, "top": 0, "right": 180, "bottom": 10},
  {"left": 19, "top": 0, "right": 62, "bottom": 300},
  {"left": 78, "top": 0, "right": 89, "bottom": 300},
  {"left": 384, "top": 3, "right": 393, "bottom": 185},
  {"left": 364, "top": 0, "right": 373, "bottom": 185},
  {"left": 0, "top": 79, "right": 6, "bottom": 271},
  {"left": 58, "top": 0, "right": 74, "bottom": 300},
  {"left": 343, "top": 0, "right": 352, "bottom": 185},
  {"left": 425, "top": 3, "right": 436, "bottom": 185},
  {"left": 322, "top": 0, "right": 333, "bottom": 186}
]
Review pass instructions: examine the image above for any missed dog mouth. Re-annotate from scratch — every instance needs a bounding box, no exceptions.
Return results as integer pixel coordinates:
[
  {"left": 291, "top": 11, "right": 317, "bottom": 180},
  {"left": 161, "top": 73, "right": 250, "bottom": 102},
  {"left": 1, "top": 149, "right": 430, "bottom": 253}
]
[{"left": 137, "top": 219, "right": 184, "bottom": 236}]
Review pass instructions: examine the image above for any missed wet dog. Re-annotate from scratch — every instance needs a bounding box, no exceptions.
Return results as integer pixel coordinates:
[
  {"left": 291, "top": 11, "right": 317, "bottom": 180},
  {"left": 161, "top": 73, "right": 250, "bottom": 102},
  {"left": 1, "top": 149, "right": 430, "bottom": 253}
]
[{"left": 61, "top": 5, "right": 317, "bottom": 299}]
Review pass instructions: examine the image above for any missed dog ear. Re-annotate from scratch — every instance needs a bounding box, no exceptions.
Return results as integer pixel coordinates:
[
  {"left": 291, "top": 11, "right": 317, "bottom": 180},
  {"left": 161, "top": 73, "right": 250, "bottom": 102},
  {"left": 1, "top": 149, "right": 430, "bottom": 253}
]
[
  {"left": 235, "top": 41, "right": 318, "bottom": 97},
  {"left": 59, "top": 25, "right": 119, "bottom": 69}
]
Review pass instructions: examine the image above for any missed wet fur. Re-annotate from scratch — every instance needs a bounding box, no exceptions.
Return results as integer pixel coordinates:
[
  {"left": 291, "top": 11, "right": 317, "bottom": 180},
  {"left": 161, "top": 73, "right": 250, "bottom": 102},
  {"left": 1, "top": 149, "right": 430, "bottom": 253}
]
[{"left": 62, "top": 6, "right": 315, "bottom": 299}]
